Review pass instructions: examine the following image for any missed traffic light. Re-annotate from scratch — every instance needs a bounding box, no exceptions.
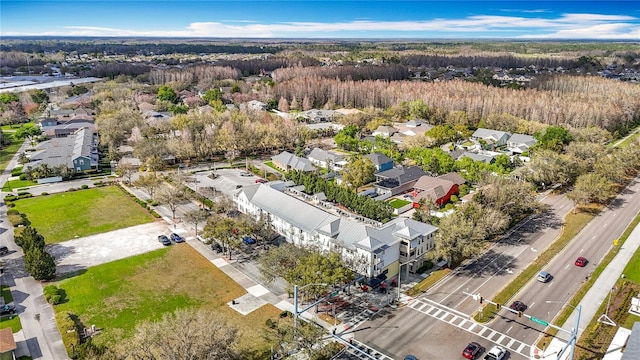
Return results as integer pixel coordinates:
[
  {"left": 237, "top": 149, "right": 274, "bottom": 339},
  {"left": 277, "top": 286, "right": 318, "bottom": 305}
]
[
  {"left": 518, "top": 311, "right": 523, "bottom": 318},
  {"left": 496, "top": 303, "right": 500, "bottom": 310},
  {"left": 479, "top": 296, "right": 483, "bottom": 304}
]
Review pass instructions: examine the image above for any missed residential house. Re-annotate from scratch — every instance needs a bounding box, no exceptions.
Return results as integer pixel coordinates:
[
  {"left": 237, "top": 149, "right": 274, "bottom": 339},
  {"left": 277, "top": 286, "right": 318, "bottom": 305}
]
[
  {"left": 297, "top": 109, "right": 338, "bottom": 123},
  {"left": 457, "top": 151, "right": 497, "bottom": 164},
  {"left": 507, "top": 133, "right": 537, "bottom": 155},
  {"left": 374, "top": 166, "right": 426, "bottom": 196},
  {"left": 471, "top": 128, "right": 512, "bottom": 150},
  {"left": 245, "top": 100, "right": 267, "bottom": 111},
  {"left": 0, "top": 328, "right": 16, "bottom": 360},
  {"left": 271, "top": 151, "right": 316, "bottom": 172},
  {"left": 393, "top": 120, "right": 434, "bottom": 137},
  {"left": 412, "top": 172, "right": 465, "bottom": 206},
  {"left": 372, "top": 125, "right": 398, "bottom": 138},
  {"left": 308, "top": 148, "right": 347, "bottom": 171},
  {"left": 40, "top": 118, "right": 95, "bottom": 139},
  {"left": 143, "top": 110, "right": 172, "bottom": 128},
  {"left": 364, "top": 152, "right": 394, "bottom": 173},
  {"left": 27, "top": 127, "right": 98, "bottom": 173},
  {"left": 233, "top": 183, "right": 437, "bottom": 279}
]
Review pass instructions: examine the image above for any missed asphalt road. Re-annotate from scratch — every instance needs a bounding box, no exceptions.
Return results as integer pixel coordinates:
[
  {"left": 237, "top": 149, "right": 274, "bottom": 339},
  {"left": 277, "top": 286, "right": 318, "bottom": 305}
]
[
  {"left": 491, "top": 176, "right": 640, "bottom": 345},
  {"left": 353, "top": 192, "right": 574, "bottom": 360}
]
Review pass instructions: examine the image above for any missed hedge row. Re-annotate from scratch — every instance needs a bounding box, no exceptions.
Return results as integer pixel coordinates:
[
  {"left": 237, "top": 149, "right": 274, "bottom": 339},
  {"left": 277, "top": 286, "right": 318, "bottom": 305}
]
[{"left": 115, "top": 183, "right": 161, "bottom": 218}]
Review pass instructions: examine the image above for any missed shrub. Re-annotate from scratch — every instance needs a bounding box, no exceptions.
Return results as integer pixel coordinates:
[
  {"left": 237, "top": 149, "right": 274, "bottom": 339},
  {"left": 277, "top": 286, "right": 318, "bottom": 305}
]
[
  {"left": 80, "top": 184, "right": 89, "bottom": 189},
  {"left": 56, "top": 312, "right": 81, "bottom": 356},
  {"left": 93, "top": 181, "right": 103, "bottom": 186},
  {"left": 18, "top": 193, "right": 33, "bottom": 199},
  {"left": 8, "top": 213, "right": 25, "bottom": 227},
  {"left": 3, "top": 195, "right": 16, "bottom": 202},
  {"left": 16, "top": 191, "right": 30, "bottom": 196},
  {"left": 6, "top": 209, "right": 19, "bottom": 215},
  {"left": 67, "top": 187, "right": 77, "bottom": 192},
  {"left": 43, "top": 285, "right": 66, "bottom": 305},
  {"left": 50, "top": 295, "right": 62, "bottom": 305},
  {"left": 450, "top": 195, "right": 459, "bottom": 202},
  {"left": 41, "top": 192, "right": 49, "bottom": 196},
  {"left": 279, "top": 310, "right": 293, "bottom": 318},
  {"left": 19, "top": 174, "right": 27, "bottom": 180}
]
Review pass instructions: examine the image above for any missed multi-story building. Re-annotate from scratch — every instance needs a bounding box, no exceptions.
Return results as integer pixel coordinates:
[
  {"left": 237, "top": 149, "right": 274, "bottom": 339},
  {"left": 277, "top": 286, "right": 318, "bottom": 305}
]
[{"left": 234, "top": 182, "right": 438, "bottom": 282}]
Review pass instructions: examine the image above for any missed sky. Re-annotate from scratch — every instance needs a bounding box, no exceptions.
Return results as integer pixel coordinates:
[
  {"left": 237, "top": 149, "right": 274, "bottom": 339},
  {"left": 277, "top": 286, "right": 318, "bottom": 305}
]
[{"left": 1, "top": 0, "right": 639, "bottom": 39}]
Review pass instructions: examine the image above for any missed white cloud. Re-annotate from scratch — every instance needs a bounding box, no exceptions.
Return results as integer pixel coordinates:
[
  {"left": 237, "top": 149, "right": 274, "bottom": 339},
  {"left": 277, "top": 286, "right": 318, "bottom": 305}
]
[{"left": 4, "top": 13, "right": 639, "bottom": 39}]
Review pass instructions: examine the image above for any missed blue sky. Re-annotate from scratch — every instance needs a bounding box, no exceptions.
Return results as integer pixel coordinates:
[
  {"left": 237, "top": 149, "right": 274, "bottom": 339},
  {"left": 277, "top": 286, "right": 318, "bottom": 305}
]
[{"left": 2, "top": 1, "right": 639, "bottom": 39}]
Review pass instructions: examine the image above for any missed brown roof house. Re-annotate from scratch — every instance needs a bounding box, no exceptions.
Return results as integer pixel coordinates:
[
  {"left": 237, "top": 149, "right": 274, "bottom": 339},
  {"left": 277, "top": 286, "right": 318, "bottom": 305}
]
[
  {"left": 0, "top": 328, "right": 16, "bottom": 360},
  {"left": 412, "top": 172, "right": 466, "bottom": 206}
]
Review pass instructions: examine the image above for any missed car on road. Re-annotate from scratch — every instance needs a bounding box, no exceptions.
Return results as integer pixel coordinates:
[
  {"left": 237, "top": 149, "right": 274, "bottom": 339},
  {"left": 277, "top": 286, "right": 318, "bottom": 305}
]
[
  {"left": 483, "top": 345, "right": 506, "bottom": 360},
  {"left": 403, "top": 356, "right": 418, "bottom": 360},
  {"left": 0, "top": 245, "right": 8, "bottom": 256},
  {"left": 462, "top": 342, "right": 482, "bottom": 359},
  {"left": 158, "top": 235, "right": 171, "bottom": 246},
  {"left": 537, "top": 271, "right": 552, "bottom": 283},
  {"left": 170, "top": 233, "right": 184, "bottom": 243},
  {"left": 509, "top": 301, "right": 527, "bottom": 312},
  {"left": 575, "top": 257, "right": 588, "bottom": 267},
  {"left": 255, "top": 178, "right": 268, "bottom": 183},
  {"left": 240, "top": 171, "right": 253, "bottom": 177},
  {"left": 0, "top": 304, "right": 16, "bottom": 316}
]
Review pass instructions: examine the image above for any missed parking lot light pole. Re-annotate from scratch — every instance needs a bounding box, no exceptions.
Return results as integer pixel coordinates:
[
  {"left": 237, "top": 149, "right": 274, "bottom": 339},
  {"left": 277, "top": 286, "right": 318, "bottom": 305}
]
[
  {"left": 545, "top": 300, "right": 582, "bottom": 360},
  {"left": 397, "top": 260, "right": 416, "bottom": 302}
]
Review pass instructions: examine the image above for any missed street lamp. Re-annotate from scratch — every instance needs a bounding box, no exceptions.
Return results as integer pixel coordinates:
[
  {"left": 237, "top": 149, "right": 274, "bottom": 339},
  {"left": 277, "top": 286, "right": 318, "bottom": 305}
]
[
  {"left": 546, "top": 300, "right": 582, "bottom": 360},
  {"left": 397, "top": 260, "right": 416, "bottom": 302},
  {"left": 293, "top": 283, "right": 328, "bottom": 329}
]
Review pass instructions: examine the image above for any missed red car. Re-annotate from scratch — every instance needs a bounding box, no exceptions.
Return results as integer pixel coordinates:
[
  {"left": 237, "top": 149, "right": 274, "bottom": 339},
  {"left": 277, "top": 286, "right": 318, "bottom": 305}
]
[
  {"left": 462, "top": 342, "right": 482, "bottom": 359},
  {"left": 255, "top": 178, "right": 268, "bottom": 183},
  {"left": 575, "top": 257, "right": 588, "bottom": 267},
  {"left": 509, "top": 301, "right": 527, "bottom": 312}
]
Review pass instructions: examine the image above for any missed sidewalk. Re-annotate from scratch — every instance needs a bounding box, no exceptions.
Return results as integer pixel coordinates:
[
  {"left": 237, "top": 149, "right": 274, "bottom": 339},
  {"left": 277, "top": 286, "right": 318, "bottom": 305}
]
[{"left": 535, "top": 218, "right": 640, "bottom": 359}]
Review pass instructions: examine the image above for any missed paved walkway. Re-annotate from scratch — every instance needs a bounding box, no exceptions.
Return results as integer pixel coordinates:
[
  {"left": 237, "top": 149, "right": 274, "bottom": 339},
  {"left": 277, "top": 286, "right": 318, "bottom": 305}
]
[
  {"left": 0, "top": 139, "right": 70, "bottom": 360},
  {"left": 536, "top": 215, "right": 640, "bottom": 359}
]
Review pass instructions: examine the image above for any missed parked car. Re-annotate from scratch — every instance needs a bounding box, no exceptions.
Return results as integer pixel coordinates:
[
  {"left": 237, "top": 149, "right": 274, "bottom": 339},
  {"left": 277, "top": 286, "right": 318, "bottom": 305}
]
[
  {"left": 240, "top": 171, "right": 253, "bottom": 177},
  {"left": 0, "top": 304, "right": 16, "bottom": 316},
  {"left": 462, "top": 342, "right": 482, "bottom": 359},
  {"left": 211, "top": 243, "right": 223, "bottom": 253},
  {"left": 0, "top": 245, "right": 8, "bottom": 256},
  {"left": 403, "top": 356, "right": 418, "bottom": 360},
  {"left": 509, "top": 301, "right": 527, "bottom": 312},
  {"left": 255, "top": 178, "right": 268, "bottom": 183},
  {"left": 483, "top": 345, "right": 506, "bottom": 360},
  {"left": 158, "top": 235, "right": 171, "bottom": 246},
  {"left": 575, "top": 257, "right": 588, "bottom": 267},
  {"left": 170, "top": 233, "right": 184, "bottom": 243},
  {"left": 537, "top": 271, "right": 552, "bottom": 283},
  {"left": 243, "top": 236, "right": 257, "bottom": 245}
]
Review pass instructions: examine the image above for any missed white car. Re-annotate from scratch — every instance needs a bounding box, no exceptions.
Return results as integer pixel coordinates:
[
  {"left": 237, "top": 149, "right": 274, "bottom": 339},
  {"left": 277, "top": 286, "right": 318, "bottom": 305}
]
[
  {"left": 484, "top": 345, "right": 506, "bottom": 360},
  {"left": 537, "top": 271, "right": 552, "bottom": 283}
]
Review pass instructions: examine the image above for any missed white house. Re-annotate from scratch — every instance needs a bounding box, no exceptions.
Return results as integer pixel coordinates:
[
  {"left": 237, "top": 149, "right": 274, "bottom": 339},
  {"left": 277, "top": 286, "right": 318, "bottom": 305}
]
[{"left": 234, "top": 182, "right": 438, "bottom": 279}]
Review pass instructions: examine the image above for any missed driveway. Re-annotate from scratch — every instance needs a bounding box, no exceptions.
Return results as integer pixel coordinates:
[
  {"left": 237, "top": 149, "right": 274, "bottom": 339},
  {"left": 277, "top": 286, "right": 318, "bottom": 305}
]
[{"left": 47, "top": 221, "right": 171, "bottom": 275}]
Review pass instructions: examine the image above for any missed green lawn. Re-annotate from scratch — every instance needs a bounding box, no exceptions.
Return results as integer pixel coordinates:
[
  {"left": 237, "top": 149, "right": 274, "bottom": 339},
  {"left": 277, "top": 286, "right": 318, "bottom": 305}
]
[
  {"left": 2, "top": 178, "right": 37, "bottom": 191},
  {"left": 0, "top": 285, "right": 22, "bottom": 332},
  {"left": 388, "top": 198, "right": 411, "bottom": 209},
  {"left": 12, "top": 186, "right": 156, "bottom": 243},
  {"left": 54, "top": 245, "right": 280, "bottom": 358},
  {"left": 0, "top": 132, "right": 23, "bottom": 172}
]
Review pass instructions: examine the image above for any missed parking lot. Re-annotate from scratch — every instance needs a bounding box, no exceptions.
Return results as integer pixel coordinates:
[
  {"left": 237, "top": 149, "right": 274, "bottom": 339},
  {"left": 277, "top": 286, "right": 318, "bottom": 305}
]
[{"left": 47, "top": 221, "right": 176, "bottom": 275}]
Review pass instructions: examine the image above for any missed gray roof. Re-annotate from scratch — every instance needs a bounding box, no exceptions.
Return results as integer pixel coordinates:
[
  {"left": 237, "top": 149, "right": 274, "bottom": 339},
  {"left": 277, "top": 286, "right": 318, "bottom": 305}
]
[
  {"left": 242, "top": 184, "right": 338, "bottom": 234},
  {"left": 272, "top": 151, "right": 316, "bottom": 171},
  {"left": 622, "top": 322, "right": 640, "bottom": 360},
  {"left": 239, "top": 184, "right": 437, "bottom": 252},
  {"left": 365, "top": 152, "right": 394, "bottom": 167},
  {"left": 376, "top": 166, "right": 426, "bottom": 185},
  {"left": 508, "top": 133, "right": 537, "bottom": 146},
  {"left": 27, "top": 128, "right": 96, "bottom": 170},
  {"left": 461, "top": 152, "right": 496, "bottom": 163},
  {"left": 472, "top": 128, "right": 511, "bottom": 141},
  {"left": 308, "top": 148, "right": 345, "bottom": 163}
]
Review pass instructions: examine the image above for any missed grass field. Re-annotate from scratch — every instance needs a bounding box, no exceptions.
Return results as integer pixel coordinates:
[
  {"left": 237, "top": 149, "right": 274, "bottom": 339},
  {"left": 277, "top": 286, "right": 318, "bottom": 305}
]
[
  {"left": 54, "top": 245, "right": 281, "bottom": 357},
  {"left": 2, "top": 178, "right": 37, "bottom": 191},
  {"left": 0, "top": 285, "right": 22, "bottom": 332},
  {"left": 12, "top": 186, "right": 156, "bottom": 243},
  {"left": 388, "top": 198, "right": 411, "bottom": 209},
  {"left": 0, "top": 132, "right": 23, "bottom": 172}
]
